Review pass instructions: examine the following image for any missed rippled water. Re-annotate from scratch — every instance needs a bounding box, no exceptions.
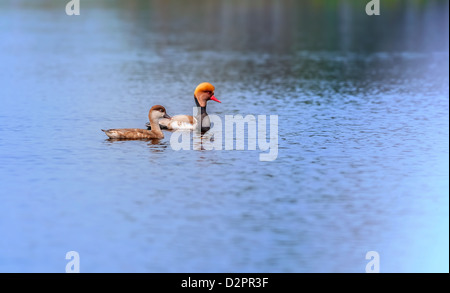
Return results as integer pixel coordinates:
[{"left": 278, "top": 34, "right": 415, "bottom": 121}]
[{"left": 0, "top": 0, "right": 448, "bottom": 272}]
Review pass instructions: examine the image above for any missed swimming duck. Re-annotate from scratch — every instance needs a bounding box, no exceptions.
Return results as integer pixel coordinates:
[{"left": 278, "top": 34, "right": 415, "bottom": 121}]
[
  {"left": 102, "top": 105, "right": 171, "bottom": 139},
  {"left": 146, "top": 82, "right": 221, "bottom": 132}
]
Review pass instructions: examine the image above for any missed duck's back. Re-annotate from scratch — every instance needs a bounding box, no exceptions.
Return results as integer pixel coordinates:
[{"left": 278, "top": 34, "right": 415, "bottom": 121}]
[
  {"left": 102, "top": 128, "right": 162, "bottom": 139},
  {"left": 160, "top": 115, "right": 196, "bottom": 130}
]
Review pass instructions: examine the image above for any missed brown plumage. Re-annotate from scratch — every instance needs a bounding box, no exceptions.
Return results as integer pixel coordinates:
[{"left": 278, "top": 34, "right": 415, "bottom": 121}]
[
  {"left": 102, "top": 105, "right": 170, "bottom": 139},
  {"left": 102, "top": 128, "right": 163, "bottom": 139}
]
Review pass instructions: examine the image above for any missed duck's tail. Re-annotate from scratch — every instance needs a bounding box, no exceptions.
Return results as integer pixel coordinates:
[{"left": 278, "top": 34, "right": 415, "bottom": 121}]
[
  {"left": 101, "top": 129, "right": 116, "bottom": 138},
  {"left": 146, "top": 121, "right": 168, "bottom": 130},
  {"left": 158, "top": 118, "right": 171, "bottom": 129}
]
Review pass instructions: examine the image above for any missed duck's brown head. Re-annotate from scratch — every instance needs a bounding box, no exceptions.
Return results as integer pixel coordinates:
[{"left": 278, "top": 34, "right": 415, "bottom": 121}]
[
  {"left": 148, "top": 105, "right": 171, "bottom": 122},
  {"left": 194, "top": 82, "right": 221, "bottom": 107}
]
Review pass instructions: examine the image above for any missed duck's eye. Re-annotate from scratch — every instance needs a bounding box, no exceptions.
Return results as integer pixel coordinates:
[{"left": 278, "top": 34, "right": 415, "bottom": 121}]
[{"left": 160, "top": 109, "right": 164, "bottom": 112}]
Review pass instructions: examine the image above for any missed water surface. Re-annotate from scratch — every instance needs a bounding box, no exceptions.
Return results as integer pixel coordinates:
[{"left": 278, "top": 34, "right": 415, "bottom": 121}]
[{"left": 0, "top": 0, "right": 448, "bottom": 272}]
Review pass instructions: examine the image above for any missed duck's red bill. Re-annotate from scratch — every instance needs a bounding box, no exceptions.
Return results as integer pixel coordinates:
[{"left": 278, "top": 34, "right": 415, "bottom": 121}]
[{"left": 210, "top": 96, "right": 221, "bottom": 103}]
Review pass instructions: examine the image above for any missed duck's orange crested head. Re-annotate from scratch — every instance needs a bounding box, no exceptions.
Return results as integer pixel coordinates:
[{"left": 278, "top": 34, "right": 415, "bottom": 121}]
[
  {"left": 194, "top": 82, "right": 221, "bottom": 105},
  {"left": 194, "top": 82, "right": 215, "bottom": 96}
]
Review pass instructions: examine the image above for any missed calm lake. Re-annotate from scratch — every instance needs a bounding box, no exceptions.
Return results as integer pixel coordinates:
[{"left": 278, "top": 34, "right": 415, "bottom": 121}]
[{"left": 0, "top": 0, "right": 448, "bottom": 272}]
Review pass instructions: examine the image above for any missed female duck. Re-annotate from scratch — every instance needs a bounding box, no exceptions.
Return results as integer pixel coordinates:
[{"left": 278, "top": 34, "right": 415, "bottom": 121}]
[{"left": 102, "top": 105, "right": 171, "bottom": 139}]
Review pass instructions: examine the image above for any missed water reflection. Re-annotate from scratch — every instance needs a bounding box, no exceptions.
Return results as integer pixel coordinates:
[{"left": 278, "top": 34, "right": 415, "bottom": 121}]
[
  {"left": 110, "top": 0, "right": 449, "bottom": 53},
  {"left": 147, "top": 140, "right": 171, "bottom": 153}
]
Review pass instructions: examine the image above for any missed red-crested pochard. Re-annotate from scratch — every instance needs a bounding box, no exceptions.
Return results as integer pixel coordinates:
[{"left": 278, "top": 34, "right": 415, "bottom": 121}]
[
  {"left": 102, "top": 105, "right": 171, "bottom": 139},
  {"left": 146, "top": 82, "right": 221, "bottom": 132}
]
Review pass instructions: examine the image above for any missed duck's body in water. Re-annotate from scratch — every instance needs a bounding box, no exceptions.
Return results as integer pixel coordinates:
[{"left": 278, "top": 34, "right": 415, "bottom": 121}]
[{"left": 102, "top": 105, "right": 171, "bottom": 139}]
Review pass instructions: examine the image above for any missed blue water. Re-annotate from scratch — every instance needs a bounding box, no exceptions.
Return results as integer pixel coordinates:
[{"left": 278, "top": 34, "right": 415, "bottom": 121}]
[{"left": 0, "top": 0, "right": 448, "bottom": 272}]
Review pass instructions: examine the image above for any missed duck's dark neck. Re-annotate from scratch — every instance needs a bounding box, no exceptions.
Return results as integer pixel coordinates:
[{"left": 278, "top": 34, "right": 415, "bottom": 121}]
[
  {"left": 194, "top": 96, "right": 207, "bottom": 114},
  {"left": 195, "top": 96, "right": 210, "bottom": 132}
]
